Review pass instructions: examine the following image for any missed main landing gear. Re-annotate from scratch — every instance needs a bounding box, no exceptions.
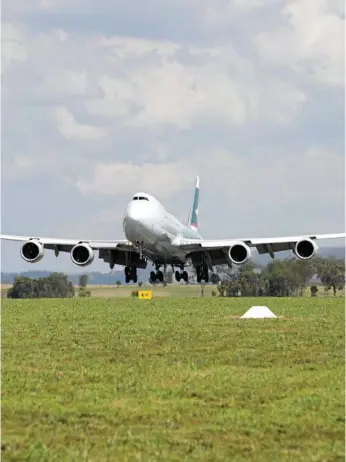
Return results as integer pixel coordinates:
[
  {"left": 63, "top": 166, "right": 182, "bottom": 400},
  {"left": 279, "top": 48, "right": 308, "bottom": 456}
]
[
  {"left": 124, "top": 266, "right": 138, "bottom": 284},
  {"left": 195, "top": 264, "right": 209, "bottom": 283},
  {"left": 124, "top": 241, "right": 145, "bottom": 283},
  {"left": 175, "top": 270, "right": 188, "bottom": 283},
  {"left": 150, "top": 264, "right": 164, "bottom": 283}
]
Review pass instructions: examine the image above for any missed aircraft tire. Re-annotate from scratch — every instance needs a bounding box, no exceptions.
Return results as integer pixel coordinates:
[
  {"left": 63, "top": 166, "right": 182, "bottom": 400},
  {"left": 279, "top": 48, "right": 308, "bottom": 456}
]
[{"left": 150, "top": 271, "right": 156, "bottom": 283}]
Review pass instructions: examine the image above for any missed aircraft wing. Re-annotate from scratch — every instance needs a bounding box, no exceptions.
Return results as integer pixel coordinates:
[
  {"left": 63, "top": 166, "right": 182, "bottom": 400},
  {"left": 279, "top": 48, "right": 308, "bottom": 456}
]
[
  {"left": 0, "top": 234, "right": 134, "bottom": 252},
  {"left": 179, "top": 232, "right": 345, "bottom": 262}
]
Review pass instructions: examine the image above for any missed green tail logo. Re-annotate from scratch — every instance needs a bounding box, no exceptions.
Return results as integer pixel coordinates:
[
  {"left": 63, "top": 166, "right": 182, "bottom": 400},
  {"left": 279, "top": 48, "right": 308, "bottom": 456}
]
[{"left": 188, "top": 176, "right": 199, "bottom": 231}]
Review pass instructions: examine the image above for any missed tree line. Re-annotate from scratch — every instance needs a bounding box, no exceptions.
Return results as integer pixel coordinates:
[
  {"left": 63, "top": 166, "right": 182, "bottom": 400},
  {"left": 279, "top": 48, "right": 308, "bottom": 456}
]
[
  {"left": 6, "top": 273, "right": 92, "bottom": 299},
  {"left": 7, "top": 273, "right": 75, "bottom": 299},
  {"left": 212, "top": 257, "right": 345, "bottom": 297}
]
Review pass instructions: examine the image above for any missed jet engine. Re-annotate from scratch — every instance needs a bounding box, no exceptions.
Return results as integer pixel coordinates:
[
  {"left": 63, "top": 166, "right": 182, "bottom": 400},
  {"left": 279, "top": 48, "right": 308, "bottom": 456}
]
[
  {"left": 293, "top": 238, "right": 318, "bottom": 260},
  {"left": 227, "top": 242, "right": 252, "bottom": 265},
  {"left": 70, "top": 243, "right": 95, "bottom": 267},
  {"left": 20, "top": 240, "right": 44, "bottom": 263}
]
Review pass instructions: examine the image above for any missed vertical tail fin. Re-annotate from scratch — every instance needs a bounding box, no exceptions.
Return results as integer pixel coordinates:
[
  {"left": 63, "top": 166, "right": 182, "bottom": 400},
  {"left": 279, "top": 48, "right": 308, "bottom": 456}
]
[{"left": 187, "top": 176, "right": 200, "bottom": 231}]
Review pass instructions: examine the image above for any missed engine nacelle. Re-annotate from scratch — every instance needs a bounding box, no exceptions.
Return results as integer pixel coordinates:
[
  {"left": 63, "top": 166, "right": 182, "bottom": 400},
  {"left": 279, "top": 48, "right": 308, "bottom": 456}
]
[
  {"left": 20, "top": 240, "right": 44, "bottom": 263},
  {"left": 227, "top": 242, "right": 252, "bottom": 265},
  {"left": 70, "top": 243, "right": 95, "bottom": 267},
  {"left": 293, "top": 238, "right": 318, "bottom": 260}
]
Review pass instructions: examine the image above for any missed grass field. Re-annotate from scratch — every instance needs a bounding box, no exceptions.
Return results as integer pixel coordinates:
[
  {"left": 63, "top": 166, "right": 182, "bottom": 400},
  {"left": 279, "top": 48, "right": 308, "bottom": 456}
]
[{"left": 1, "top": 297, "right": 345, "bottom": 461}]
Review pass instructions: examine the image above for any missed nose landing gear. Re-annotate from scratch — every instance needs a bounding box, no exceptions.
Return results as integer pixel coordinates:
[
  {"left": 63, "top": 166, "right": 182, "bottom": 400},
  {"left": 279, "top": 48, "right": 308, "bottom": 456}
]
[{"left": 135, "top": 240, "right": 145, "bottom": 260}]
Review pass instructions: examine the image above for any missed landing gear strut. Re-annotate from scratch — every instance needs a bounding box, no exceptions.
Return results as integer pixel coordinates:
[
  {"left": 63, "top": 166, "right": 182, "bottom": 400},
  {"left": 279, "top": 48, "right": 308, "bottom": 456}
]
[
  {"left": 150, "top": 263, "right": 164, "bottom": 283},
  {"left": 125, "top": 266, "right": 138, "bottom": 284},
  {"left": 195, "top": 264, "right": 209, "bottom": 283},
  {"left": 136, "top": 240, "right": 145, "bottom": 260}
]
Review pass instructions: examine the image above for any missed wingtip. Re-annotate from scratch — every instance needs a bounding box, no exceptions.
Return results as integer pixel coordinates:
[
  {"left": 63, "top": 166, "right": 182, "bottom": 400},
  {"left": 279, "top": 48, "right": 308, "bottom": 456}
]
[{"left": 196, "top": 175, "right": 200, "bottom": 188}]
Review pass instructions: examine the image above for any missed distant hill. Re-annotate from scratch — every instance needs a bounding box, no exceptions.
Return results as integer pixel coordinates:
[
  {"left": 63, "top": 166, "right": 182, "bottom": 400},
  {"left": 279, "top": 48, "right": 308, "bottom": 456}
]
[{"left": 1, "top": 246, "right": 344, "bottom": 285}]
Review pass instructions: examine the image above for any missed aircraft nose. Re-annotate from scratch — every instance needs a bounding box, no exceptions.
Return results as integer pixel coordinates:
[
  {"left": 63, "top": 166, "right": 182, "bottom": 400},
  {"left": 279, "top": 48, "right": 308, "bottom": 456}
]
[{"left": 126, "top": 202, "right": 145, "bottom": 222}]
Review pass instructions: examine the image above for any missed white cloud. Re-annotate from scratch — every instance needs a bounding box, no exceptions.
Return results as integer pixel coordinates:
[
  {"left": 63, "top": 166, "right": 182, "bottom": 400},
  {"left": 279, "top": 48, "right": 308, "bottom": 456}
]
[
  {"left": 255, "top": 0, "right": 344, "bottom": 86},
  {"left": 1, "top": 23, "right": 28, "bottom": 72},
  {"left": 228, "top": 0, "right": 274, "bottom": 10},
  {"left": 75, "top": 146, "right": 344, "bottom": 211},
  {"left": 45, "top": 70, "right": 89, "bottom": 97},
  {"left": 100, "top": 35, "right": 181, "bottom": 59},
  {"left": 76, "top": 161, "right": 193, "bottom": 197},
  {"left": 85, "top": 46, "right": 306, "bottom": 129},
  {"left": 2, "top": 23, "right": 307, "bottom": 131},
  {"left": 54, "top": 106, "right": 106, "bottom": 140}
]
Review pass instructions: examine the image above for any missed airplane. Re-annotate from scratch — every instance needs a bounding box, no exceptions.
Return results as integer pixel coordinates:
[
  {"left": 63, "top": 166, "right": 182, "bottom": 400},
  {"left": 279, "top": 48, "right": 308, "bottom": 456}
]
[{"left": 1, "top": 176, "right": 345, "bottom": 284}]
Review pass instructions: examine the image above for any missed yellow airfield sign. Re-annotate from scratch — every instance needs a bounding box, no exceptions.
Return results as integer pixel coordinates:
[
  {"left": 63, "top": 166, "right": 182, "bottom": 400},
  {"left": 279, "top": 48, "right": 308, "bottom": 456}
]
[{"left": 138, "top": 290, "right": 152, "bottom": 300}]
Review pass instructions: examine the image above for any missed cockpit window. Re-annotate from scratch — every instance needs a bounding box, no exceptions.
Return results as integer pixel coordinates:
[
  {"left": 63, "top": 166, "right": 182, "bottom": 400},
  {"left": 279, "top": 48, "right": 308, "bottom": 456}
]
[{"left": 132, "top": 196, "right": 149, "bottom": 201}]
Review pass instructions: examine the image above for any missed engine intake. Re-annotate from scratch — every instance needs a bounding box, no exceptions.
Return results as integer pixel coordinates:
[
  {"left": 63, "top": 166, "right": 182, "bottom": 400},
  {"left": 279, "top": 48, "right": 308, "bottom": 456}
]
[
  {"left": 21, "top": 240, "right": 44, "bottom": 263},
  {"left": 70, "top": 243, "right": 94, "bottom": 267},
  {"left": 228, "top": 242, "right": 251, "bottom": 265},
  {"left": 294, "top": 239, "right": 318, "bottom": 260}
]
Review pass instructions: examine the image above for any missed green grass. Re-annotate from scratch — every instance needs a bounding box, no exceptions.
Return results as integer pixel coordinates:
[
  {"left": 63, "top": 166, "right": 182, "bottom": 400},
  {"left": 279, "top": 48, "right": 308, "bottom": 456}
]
[{"left": 2, "top": 297, "right": 345, "bottom": 461}]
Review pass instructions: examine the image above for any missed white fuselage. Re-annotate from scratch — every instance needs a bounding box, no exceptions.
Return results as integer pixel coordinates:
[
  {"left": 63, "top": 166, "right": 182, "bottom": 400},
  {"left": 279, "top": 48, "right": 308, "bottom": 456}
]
[{"left": 122, "top": 192, "right": 201, "bottom": 262}]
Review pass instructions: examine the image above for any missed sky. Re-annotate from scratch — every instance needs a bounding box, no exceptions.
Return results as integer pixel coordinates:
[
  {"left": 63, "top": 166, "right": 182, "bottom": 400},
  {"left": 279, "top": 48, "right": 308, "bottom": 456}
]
[{"left": 1, "top": 0, "right": 345, "bottom": 273}]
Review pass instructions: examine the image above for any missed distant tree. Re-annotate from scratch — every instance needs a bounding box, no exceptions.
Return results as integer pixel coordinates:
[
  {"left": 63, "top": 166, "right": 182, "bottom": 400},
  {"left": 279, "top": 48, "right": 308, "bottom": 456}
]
[
  {"left": 210, "top": 273, "right": 220, "bottom": 285},
  {"left": 214, "top": 258, "right": 317, "bottom": 298},
  {"left": 292, "top": 259, "right": 315, "bottom": 296},
  {"left": 7, "top": 273, "right": 74, "bottom": 299},
  {"left": 78, "top": 274, "right": 90, "bottom": 297},
  {"left": 79, "top": 287, "right": 91, "bottom": 297},
  {"left": 7, "top": 276, "right": 36, "bottom": 299},
  {"left": 214, "top": 265, "right": 239, "bottom": 297},
  {"left": 79, "top": 274, "right": 88, "bottom": 288},
  {"left": 138, "top": 281, "right": 143, "bottom": 287},
  {"left": 262, "top": 260, "right": 300, "bottom": 297},
  {"left": 237, "top": 262, "right": 261, "bottom": 296},
  {"left": 115, "top": 280, "right": 122, "bottom": 288},
  {"left": 315, "top": 258, "right": 345, "bottom": 296},
  {"left": 226, "top": 273, "right": 241, "bottom": 297}
]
